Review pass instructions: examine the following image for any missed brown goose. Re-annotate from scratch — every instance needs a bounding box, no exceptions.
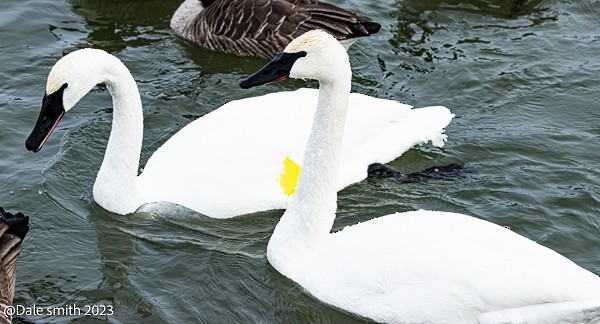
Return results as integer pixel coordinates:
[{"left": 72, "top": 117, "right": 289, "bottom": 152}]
[
  {"left": 0, "top": 208, "right": 29, "bottom": 324},
  {"left": 171, "top": 0, "right": 381, "bottom": 59}
]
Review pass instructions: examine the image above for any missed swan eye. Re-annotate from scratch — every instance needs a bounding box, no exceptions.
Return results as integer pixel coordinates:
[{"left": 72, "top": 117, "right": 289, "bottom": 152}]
[
  {"left": 47, "top": 80, "right": 69, "bottom": 96},
  {"left": 44, "top": 83, "right": 68, "bottom": 111}
]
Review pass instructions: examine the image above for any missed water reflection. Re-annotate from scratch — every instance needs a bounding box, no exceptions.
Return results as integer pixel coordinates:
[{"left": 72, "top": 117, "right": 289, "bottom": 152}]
[
  {"left": 389, "top": 0, "right": 550, "bottom": 65},
  {"left": 399, "top": 0, "right": 546, "bottom": 18},
  {"left": 87, "top": 209, "right": 160, "bottom": 321},
  {"left": 21, "top": 120, "right": 157, "bottom": 321},
  {"left": 67, "top": 0, "right": 179, "bottom": 52}
]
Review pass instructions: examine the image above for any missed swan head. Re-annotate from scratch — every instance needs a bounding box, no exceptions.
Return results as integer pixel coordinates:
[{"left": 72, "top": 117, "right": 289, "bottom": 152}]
[
  {"left": 239, "top": 29, "right": 350, "bottom": 88},
  {"left": 25, "top": 48, "right": 117, "bottom": 152}
]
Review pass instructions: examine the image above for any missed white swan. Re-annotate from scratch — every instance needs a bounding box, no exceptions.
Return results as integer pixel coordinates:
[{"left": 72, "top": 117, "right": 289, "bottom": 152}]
[
  {"left": 240, "top": 30, "right": 600, "bottom": 323},
  {"left": 25, "top": 48, "right": 452, "bottom": 218},
  {"left": 171, "top": 0, "right": 381, "bottom": 59}
]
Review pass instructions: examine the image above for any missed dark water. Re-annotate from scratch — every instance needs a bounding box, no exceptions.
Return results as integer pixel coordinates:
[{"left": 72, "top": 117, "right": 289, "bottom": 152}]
[{"left": 0, "top": 0, "right": 599, "bottom": 322}]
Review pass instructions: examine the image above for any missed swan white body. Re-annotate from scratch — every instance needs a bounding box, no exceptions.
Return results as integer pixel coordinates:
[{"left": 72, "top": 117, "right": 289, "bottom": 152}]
[
  {"left": 30, "top": 49, "right": 452, "bottom": 218},
  {"left": 140, "top": 89, "right": 451, "bottom": 218},
  {"left": 254, "top": 30, "right": 600, "bottom": 323}
]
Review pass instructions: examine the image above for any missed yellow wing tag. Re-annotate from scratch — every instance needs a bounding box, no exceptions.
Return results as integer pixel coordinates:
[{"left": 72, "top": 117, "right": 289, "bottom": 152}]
[{"left": 278, "top": 157, "right": 300, "bottom": 196}]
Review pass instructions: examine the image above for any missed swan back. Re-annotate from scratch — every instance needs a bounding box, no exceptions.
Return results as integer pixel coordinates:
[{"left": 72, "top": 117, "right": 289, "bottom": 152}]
[{"left": 298, "top": 210, "right": 600, "bottom": 323}]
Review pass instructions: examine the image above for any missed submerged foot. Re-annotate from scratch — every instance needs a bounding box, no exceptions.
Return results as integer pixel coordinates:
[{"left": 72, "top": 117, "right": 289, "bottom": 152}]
[
  {"left": 367, "top": 163, "right": 407, "bottom": 179},
  {"left": 367, "top": 163, "right": 470, "bottom": 183}
]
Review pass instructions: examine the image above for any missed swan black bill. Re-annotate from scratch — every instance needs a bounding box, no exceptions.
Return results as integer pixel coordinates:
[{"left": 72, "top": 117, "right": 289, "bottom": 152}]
[
  {"left": 25, "top": 83, "right": 68, "bottom": 152},
  {"left": 239, "top": 51, "right": 307, "bottom": 89}
]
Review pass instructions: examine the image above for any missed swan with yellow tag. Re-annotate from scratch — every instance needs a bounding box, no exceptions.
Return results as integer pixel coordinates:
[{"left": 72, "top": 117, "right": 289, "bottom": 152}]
[
  {"left": 25, "top": 48, "right": 452, "bottom": 218},
  {"left": 240, "top": 29, "right": 600, "bottom": 323}
]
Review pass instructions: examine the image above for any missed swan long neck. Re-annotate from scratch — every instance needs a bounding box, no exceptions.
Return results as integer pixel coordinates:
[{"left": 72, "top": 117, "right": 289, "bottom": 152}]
[
  {"left": 270, "top": 72, "right": 352, "bottom": 252},
  {"left": 93, "top": 61, "right": 144, "bottom": 214}
]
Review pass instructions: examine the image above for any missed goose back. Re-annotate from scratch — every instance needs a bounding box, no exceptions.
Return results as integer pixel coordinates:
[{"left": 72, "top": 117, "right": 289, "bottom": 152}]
[{"left": 171, "top": 0, "right": 381, "bottom": 58}]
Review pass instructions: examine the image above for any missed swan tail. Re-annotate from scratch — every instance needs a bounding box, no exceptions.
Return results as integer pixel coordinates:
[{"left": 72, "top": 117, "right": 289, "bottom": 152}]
[
  {"left": 479, "top": 299, "right": 600, "bottom": 324},
  {"left": 338, "top": 98, "right": 454, "bottom": 188},
  {"left": 390, "top": 105, "right": 454, "bottom": 148},
  {"left": 355, "top": 104, "right": 454, "bottom": 165}
]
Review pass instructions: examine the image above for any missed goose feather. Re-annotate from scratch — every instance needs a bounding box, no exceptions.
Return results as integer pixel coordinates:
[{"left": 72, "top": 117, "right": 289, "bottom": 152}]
[{"left": 171, "top": 0, "right": 381, "bottom": 58}]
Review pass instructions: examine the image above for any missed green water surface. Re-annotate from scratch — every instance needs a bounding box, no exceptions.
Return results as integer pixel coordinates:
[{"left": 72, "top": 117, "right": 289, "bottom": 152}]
[{"left": 0, "top": 0, "right": 599, "bottom": 322}]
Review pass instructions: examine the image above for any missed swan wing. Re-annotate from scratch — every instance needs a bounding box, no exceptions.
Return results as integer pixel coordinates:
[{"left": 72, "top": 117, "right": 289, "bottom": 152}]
[{"left": 340, "top": 93, "right": 453, "bottom": 188}]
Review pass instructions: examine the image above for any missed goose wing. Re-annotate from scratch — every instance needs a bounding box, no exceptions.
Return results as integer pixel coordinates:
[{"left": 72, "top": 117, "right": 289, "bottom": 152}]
[
  {"left": 288, "top": 0, "right": 380, "bottom": 39},
  {"left": 195, "top": 0, "right": 380, "bottom": 58}
]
